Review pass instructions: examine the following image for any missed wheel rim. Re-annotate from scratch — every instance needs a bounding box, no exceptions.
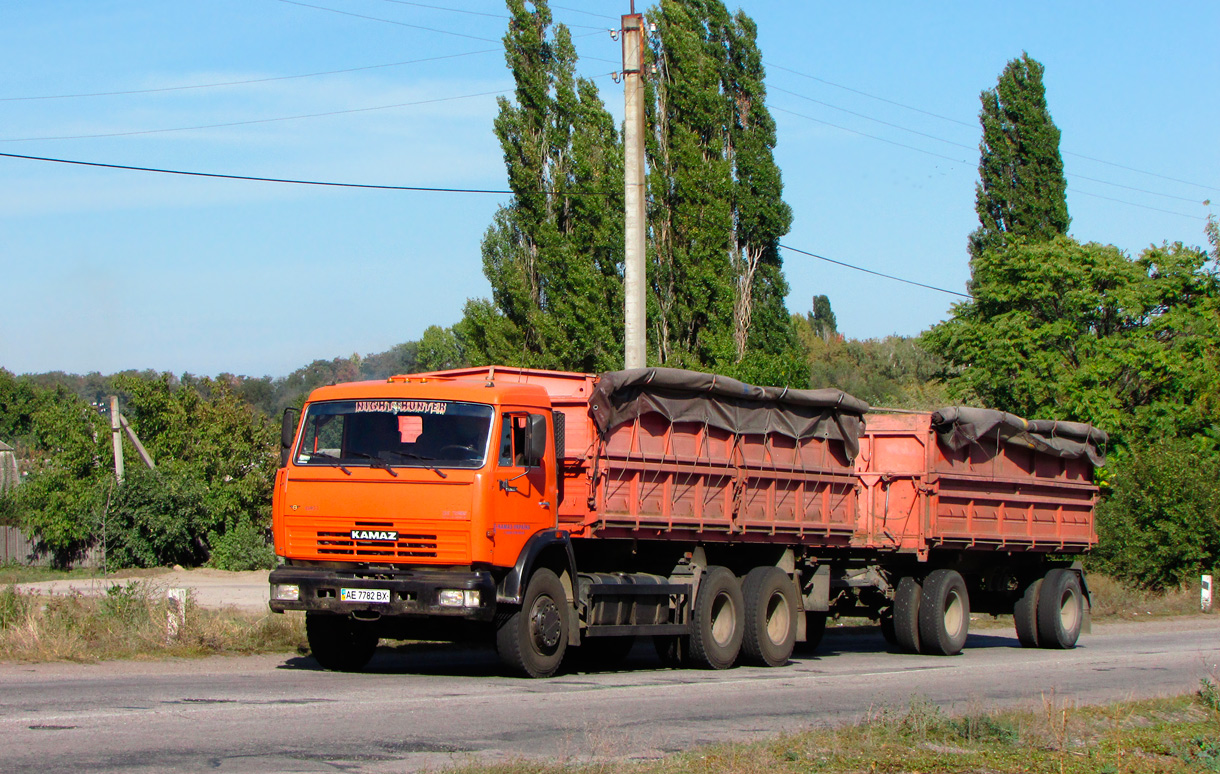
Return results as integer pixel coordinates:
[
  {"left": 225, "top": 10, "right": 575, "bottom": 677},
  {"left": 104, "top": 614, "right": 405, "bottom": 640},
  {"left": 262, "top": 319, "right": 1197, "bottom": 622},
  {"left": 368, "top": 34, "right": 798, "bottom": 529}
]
[
  {"left": 1058, "top": 588, "right": 1080, "bottom": 632},
  {"left": 943, "top": 590, "right": 964, "bottom": 638},
  {"left": 765, "top": 591, "right": 790, "bottom": 644},
  {"left": 710, "top": 592, "right": 737, "bottom": 647},
  {"left": 530, "top": 595, "right": 563, "bottom": 652}
]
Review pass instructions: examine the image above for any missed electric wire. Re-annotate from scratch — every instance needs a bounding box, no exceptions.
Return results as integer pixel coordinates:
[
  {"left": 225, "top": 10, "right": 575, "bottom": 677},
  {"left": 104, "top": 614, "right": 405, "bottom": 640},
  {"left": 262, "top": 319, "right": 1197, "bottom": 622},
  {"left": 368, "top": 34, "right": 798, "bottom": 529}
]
[
  {"left": 375, "top": 0, "right": 605, "bottom": 31},
  {"left": 273, "top": 0, "right": 498, "bottom": 42},
  {"left": 0, "top": 50, "right": 500, "bottom": 102},
  {"left": 778, "top": 243, "right": 972, "bottom": 299},
  {"left": 767, "top": 59, "right": 1220, "bottom": 195},
  {"left": 0, "top": 150, "right": 612, "bottom": 196}
]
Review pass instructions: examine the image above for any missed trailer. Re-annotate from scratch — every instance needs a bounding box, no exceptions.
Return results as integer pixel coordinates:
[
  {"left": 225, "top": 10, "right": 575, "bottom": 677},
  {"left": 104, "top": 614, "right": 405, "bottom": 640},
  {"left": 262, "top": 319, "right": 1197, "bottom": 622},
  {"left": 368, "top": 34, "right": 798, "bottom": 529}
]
[{"left": 268, "top": 367, "right": 1104, "bottom": 676}]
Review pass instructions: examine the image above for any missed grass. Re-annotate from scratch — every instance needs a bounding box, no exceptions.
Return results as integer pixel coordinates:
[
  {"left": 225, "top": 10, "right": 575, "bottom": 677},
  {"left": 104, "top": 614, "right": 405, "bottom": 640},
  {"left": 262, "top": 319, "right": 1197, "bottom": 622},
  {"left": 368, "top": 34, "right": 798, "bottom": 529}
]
[
  {"left": 0, "top": 581, "right": 304, "bottom": 662},
  {"left": 434, "top": 690, "right": 1220, "bottom": 774},
  {"left": 1088, "top": 572, "right": 1217, "bottom": 620}
]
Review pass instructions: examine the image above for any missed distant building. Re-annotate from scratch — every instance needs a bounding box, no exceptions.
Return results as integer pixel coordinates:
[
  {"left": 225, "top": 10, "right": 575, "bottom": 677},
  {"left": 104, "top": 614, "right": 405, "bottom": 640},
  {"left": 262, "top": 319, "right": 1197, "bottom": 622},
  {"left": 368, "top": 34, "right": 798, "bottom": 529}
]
[{"left": 0, "top": 441, "right": 19, "bottom": 491}]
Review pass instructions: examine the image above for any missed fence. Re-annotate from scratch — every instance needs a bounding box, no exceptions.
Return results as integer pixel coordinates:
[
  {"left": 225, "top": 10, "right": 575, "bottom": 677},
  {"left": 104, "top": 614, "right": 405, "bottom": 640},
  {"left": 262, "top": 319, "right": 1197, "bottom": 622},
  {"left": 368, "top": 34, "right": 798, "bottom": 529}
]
[{"left": 0, "top": 526, "right": 102, "bottom": 568}]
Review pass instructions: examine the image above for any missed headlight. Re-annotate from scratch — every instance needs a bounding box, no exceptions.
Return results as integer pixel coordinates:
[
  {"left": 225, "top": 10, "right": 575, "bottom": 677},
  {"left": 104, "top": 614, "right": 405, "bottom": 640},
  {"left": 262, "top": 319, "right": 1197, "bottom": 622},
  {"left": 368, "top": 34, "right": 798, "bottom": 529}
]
[
  {"left": 271, "top": 583, "right": 300, "bottom": 601},
  {"left": 438, "top": 589, "right": 481, "bottom": 607}
]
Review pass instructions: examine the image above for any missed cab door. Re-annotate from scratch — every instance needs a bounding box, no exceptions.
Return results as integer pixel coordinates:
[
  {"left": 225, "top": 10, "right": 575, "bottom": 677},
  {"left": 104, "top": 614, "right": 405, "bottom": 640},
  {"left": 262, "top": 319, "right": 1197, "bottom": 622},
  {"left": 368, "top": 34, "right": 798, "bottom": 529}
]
[{"left": 490, "top": 411, "right": 552, "bottom": 565}]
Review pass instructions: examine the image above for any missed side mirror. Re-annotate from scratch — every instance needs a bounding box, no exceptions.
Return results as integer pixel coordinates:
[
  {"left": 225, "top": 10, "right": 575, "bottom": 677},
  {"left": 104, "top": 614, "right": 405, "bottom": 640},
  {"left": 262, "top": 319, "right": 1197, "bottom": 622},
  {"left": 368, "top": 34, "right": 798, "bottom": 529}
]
[
  {"left": 526, "top": 414, "right": 547, "bottom": 467},
  {"left": 280, "top": 408, "right": 300, "bottom": 467}
]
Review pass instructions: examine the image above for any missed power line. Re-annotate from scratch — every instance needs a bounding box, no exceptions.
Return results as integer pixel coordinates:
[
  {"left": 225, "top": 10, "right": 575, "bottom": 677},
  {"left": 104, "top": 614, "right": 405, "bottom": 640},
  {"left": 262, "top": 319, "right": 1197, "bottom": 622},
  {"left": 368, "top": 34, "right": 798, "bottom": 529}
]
[
  {"left": 767, "top": 59, "right": 1220, "bottom": 196},
  {"left": 551, "top": 5, "right": 618, "bottom": 21},
  {"left": 0, "top": 88, "right": 511, "bottom": 142},
  {"left": 778, "top": 243, "right": 972, "bottom": 299},
  {"left": 0, "top": 150, "right": 613, "bottom": 196},
  {"left": 376, "top": 0, "right": 605, "bottom": 31},
  {"left": 273, "top": 0, "right": 498, "bottom": 42},
  {"left": 0, "top": 50, "right": 500, "bottom": 102},
  {"left": 770, "top": 84, "right": 1205, "bottom": 206}
]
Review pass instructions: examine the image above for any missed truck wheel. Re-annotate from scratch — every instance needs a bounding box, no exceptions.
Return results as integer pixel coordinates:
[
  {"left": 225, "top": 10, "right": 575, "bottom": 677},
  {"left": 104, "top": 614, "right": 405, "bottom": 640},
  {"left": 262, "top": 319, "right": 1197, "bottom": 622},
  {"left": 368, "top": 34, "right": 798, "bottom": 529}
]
[
  {"left": 496, "top": 568, "right": 569, "bottom": 678},
  {"left": 1036, "top": 569, "right": 1083, "bottom": 649},
  {"left": 1013, "top": 578, "right": 1042, "bottom": 647},
  {"left": 741, "top": 567, "right": 798, "bottom": 667},
  {"left": 305, "top": 613, "right": 378, "bottom": 672},
  {"left": 797, "top": 611, "right": 828, "bottom": 654},
  {"left": 918, "top": 569, "right": 969, "bottom": 656},
  {"left": 689, "top": 566, "right": 744, "bottom": 669},
  {"left": 892, "top": 576, "right": 922, "bottom": 654}
]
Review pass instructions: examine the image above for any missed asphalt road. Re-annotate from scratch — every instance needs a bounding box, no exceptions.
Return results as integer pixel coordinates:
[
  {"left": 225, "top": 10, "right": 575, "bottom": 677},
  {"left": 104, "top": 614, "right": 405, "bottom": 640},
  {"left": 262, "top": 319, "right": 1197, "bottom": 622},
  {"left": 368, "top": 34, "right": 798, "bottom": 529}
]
[{"left": 2, "top": 617, "right": 1217, "bottom": 774}]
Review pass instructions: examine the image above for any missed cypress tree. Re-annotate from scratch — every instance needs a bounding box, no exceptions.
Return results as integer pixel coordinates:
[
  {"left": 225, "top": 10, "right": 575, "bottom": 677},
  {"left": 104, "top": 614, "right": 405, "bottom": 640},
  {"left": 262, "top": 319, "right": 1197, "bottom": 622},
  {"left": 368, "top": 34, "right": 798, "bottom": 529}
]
[
  {"left": 459, "top": 0, "right": 624, "bottom": 372},
  {"left": 645, "top": 0, "right": 796, "bottom": 375},
  {"left": 968, "top": 52, "right": 1070, "bottom": 261}
]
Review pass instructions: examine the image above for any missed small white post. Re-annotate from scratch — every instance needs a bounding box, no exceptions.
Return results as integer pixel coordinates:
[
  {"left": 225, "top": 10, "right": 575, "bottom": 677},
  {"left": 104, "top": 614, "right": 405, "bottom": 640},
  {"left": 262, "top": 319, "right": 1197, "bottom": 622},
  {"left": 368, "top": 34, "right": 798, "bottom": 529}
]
[
  {"left": 1203, "top": 575, "right": 1213, "bottom": 613},
  {"left": 167, "top": 588, "right": 187, "bottom": 643}
]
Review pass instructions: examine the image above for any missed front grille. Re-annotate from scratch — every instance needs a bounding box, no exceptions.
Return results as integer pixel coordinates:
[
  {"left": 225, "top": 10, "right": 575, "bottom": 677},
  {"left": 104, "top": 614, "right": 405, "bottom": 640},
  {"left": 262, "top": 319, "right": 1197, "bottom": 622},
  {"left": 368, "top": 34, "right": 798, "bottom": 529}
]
[
  {"left": 283, "top": 514, "right": 470, "bottom": 564},
  {"left": 316, "top": 531, "right": 439, "bottom": 558}
]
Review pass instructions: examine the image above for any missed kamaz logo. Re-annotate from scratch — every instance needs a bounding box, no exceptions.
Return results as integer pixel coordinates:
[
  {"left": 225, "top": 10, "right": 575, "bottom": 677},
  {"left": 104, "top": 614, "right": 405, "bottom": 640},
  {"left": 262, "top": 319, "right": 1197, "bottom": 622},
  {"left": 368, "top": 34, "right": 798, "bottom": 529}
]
[{"left": 351, "top": 530, "right": 398, "bottom": 541}]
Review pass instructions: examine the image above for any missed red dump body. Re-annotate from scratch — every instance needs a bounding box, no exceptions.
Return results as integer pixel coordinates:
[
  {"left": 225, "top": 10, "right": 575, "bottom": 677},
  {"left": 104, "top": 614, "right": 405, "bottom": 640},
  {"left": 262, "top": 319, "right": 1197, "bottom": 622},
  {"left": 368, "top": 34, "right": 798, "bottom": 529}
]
[
  {"left": 420, "top": 368, "right": 1097, "bottom": 556},
  {"left": 855, "top": 413, "right": 1098, "bottom": 556}
]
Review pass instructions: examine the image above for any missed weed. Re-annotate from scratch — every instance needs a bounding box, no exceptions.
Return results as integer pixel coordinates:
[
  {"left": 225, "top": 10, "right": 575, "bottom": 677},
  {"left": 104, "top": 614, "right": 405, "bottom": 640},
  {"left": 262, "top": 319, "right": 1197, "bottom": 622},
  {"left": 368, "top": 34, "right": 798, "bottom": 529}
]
[{"left": 1200, "top": 676, "right": 1220, "bottom": 713}]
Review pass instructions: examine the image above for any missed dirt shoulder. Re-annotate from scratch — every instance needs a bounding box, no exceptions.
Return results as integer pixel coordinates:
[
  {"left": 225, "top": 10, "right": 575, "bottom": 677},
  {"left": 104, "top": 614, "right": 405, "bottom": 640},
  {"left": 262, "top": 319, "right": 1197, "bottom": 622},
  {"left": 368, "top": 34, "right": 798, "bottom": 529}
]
[{"left": 15, "top": 568, "right": 270, "bottom": 612}]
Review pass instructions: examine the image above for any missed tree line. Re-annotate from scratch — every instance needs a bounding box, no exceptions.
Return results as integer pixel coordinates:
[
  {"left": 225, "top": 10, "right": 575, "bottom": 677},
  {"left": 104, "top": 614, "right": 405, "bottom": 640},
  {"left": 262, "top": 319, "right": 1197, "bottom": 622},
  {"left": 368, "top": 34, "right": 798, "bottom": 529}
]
[{"left": 2, "top": 5, "right": 1216, "bottom": 589}]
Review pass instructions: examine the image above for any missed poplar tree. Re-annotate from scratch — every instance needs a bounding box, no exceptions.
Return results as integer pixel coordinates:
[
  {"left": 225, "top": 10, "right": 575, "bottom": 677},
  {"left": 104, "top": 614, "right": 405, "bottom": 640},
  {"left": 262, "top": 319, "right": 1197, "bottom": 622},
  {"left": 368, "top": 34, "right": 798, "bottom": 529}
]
[
  {"left": 459, "top": 0, "right": 624, "bottom": 372},
  {"left": 645, "top": 0, "right": 797, "bottom": 377},
  {"left": 968, "top": 52, "right": 1070, "bottom": 261}
]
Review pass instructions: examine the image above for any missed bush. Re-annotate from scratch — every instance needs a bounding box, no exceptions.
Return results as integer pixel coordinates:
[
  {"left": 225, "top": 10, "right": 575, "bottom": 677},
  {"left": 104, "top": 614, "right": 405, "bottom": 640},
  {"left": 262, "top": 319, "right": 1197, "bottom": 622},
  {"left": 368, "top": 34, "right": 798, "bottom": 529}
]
[
  {"left": 207, "top": 518, "right": 275, "bottom": 571},
  {"left": 1094, "top": 439, "right": 1220, "bottom": 590},
  {"left": 103, "top": 468, "right": 210, "bottom": 569}
]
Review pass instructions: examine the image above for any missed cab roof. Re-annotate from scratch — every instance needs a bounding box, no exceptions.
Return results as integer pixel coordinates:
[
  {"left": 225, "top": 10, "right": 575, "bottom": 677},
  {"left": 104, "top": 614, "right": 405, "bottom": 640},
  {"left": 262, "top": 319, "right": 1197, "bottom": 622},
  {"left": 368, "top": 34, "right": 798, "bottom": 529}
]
[{"left": 305, "top": 375, "right": 551, "bottom": 407}]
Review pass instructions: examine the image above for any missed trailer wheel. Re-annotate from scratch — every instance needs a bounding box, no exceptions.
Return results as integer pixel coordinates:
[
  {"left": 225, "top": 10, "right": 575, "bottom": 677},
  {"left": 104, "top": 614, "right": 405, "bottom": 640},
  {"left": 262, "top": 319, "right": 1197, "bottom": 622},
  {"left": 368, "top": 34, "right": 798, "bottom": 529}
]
[
  {"left": 918, "top": 569, "right": 969, "bottom": 656},
  {"left": 892, "top": 576, "right": 922, "bottom": 654},
  {"left": 496, "top": 568, "right": 569, "bottom": 678},
  {"left": 689, "top": 566, "right": 744, "bottom": 669},
  {"left": 1013, "top": 578, "right": 1042, "bottom": 647},
  {"left": 741, "top": 567, "right": 798, "bottom": 667},
  {"left": 1036, "top": 569, "right": 1083, "bottom": 649},
  {"left": 305, "top": 613, "right": 378, "bottom": 672}
]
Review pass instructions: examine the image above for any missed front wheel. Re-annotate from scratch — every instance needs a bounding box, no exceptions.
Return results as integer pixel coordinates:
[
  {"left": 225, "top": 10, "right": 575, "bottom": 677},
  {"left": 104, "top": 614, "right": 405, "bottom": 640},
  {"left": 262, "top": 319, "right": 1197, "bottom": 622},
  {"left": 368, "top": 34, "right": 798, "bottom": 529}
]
[
  {"left": 496, "top": 568, "right": 569, "bottom": 678},
  {"left": 740, "top": 566, "right": 798, "bottom": 667},
  {"left": 689, "top": 566, "right": 744, "bottom": 670},
  {"left": 306, "top": 613, "right": 378, "bottom": 672},
  {"left": 918, "top": 569, "right": 969, "bottom": 656}
]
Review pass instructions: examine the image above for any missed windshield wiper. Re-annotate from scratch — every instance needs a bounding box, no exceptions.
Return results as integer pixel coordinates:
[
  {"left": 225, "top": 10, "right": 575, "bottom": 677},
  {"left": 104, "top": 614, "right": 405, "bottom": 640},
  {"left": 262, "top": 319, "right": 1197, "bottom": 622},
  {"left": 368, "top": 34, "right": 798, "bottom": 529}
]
[
  {"left": 304, "top": 452, "right": 351, "bottom": 475},
  {"left": 381, "top": 450, "right": 448, "bottom": 479},
  {"left": 349, "top": 452, "right": 398, "bottom": 477}
]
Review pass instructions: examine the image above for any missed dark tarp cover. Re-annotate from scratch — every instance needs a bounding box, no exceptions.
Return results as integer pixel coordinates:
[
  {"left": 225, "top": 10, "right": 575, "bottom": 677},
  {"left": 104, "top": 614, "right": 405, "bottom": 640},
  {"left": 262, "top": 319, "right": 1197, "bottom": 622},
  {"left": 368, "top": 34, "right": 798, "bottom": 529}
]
[
  {"left": 930, "top": 406, "right": 1108, "bottom": 467},
  {"left": 590, "top": 368, "right": 870, "bottom": 459}
]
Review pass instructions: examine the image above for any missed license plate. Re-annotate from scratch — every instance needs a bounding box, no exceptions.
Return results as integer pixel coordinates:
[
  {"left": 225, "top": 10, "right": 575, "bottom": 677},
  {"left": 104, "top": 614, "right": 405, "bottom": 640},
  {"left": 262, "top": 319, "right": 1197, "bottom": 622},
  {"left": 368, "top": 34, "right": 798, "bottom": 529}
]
[{"left": 340, "top": 588, "right": 390, "bottom": 603}]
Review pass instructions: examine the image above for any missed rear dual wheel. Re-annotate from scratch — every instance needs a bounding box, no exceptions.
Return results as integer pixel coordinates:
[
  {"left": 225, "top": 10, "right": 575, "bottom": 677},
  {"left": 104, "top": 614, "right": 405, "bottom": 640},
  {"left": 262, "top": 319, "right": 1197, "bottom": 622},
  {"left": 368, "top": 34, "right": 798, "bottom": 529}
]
[
  {"left": 689, "top": 566, "right": 745, "bottom": 670},
  {"left": 741, "top": 566, "right": 798, "bottom": 667},
  {"left": 1012, "top": 569, "right": 1083, "bottom": 650},
  {"left": 890, "top": 571, "right": 969, "bottom": 656}
]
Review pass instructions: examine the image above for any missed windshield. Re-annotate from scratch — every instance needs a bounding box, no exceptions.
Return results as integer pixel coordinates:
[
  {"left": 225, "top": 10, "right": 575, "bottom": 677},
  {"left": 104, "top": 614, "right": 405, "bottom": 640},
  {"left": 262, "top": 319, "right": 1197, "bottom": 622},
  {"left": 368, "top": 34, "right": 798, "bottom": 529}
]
[{"left": 295, "top": 399, "right": 494, "bottom": 470}]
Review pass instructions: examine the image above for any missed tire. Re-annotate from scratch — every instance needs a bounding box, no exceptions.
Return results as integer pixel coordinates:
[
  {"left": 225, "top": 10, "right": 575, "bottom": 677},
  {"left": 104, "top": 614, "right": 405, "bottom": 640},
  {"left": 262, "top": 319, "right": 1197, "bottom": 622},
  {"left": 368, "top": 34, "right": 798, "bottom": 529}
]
[
  {"left": 573, "top": 636, "right": 636, "bottom": 670},
  {"left": 797, "top": 611, "right": 828, "bottom": 654},
  {"left": 1036, "top": 569, "right": 1083, "bottom": 649},
  {"left": 892, "top": 576, "right": 922, "bottom": 654},
  {"left": 305, "top": 613, "right": 378, "bottom": 672},
  {"left": 1013, "top": 578, "right": 1042, "bottom": 648},
  {"left": 496, "top": 568, "right": 569, "bottom": 678},
  {"left": 689, "top": 566, "right": 745, "bottom": 670},
  {"left": 740, "top": 567, "right": 798, "bottom": 667},
  {"left": 918, "top": 569, "right": 970, "bottom": 656},
  {"left": 653, "top": 635, "right": 689, "bottom": 668}
]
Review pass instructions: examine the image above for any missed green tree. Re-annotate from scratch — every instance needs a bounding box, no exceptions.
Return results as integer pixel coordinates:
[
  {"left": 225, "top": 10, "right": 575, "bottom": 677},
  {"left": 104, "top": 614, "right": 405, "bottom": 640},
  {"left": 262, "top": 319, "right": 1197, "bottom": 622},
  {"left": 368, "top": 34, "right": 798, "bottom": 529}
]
[
  {"left": 645, "top": 0, "right": 798, "bottom": 376},
  {"left": 969, "top": 52, "right": 1070, "bottom": 262},
  {"left": 459, "top": 0, "right": 624, "bottom": 372}
]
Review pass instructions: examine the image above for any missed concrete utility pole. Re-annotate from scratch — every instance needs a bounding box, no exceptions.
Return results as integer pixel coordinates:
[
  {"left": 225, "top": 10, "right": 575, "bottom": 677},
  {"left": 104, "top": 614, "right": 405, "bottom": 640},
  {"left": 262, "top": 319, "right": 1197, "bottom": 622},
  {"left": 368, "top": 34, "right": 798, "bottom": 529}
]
[
  {"left": 109, "top": 395, "right": 124, "bottom": 483},
  {"left": 621, "top": 8, "right": 647, "bottom": 370}
]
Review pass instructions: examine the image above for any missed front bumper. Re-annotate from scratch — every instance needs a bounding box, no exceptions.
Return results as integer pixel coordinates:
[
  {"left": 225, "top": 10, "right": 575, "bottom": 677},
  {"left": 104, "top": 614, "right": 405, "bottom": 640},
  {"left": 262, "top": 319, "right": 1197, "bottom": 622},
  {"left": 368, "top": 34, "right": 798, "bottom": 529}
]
[{"left": 268, "top": 566, "right": 498, "bottom": 621}]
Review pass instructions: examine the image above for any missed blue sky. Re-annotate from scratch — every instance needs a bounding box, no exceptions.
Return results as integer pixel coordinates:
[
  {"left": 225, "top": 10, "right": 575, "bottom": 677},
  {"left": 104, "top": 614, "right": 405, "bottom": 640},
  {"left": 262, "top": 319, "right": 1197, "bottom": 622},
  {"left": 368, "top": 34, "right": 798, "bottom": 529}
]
[{"left": 2, "top": 1, "right": 1216, "bottom": 377}]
